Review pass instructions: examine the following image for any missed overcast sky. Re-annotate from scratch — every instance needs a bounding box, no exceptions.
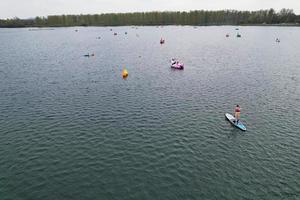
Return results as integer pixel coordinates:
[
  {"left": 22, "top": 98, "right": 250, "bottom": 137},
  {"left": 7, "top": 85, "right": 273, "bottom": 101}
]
[{"left": 1, "top": 0, "right": 299, "bottom": 19}]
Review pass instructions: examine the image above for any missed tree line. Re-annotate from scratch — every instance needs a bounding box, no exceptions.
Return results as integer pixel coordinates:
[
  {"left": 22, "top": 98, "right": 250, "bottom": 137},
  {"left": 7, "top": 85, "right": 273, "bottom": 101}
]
[{"left": 0, "top": 9, "right": 299, "bottom": 28}]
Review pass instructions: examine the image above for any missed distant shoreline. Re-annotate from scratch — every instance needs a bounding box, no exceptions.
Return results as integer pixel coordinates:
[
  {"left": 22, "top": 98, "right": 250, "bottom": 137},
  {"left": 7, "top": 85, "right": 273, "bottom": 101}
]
[
  {"left": 1, "top": 23, "right": 300, "bottom": 28},
  {"left": 240, "top": 23, "right": 300, "bottom": 27},
  {"left": 1, "top": 9, "right": 299, "bottom": 28}
]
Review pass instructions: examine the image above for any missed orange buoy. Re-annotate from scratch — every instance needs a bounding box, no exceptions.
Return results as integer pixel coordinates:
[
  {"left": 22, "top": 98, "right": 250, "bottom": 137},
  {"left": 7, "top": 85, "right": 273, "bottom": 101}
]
[{"left": 122, "top": 69, "right": 128, "bottom": 78}]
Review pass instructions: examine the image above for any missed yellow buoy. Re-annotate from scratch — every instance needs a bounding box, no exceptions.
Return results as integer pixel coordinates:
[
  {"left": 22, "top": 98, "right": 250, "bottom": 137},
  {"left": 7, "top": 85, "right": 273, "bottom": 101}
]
[{"left": 122, "top": 69, "right": 128, "bottom": 78}]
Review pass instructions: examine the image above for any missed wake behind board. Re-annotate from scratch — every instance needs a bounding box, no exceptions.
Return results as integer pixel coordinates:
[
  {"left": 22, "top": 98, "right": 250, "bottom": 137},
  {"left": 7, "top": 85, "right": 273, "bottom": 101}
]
[{"left": 225, "top": 113, "right": 246, "bottom": 131}]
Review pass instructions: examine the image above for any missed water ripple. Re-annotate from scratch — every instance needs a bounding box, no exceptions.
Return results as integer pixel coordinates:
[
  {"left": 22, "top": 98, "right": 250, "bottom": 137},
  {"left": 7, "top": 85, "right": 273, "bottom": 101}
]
[{"left": 0, "top": 26, "right": 300, "bottom": 200}]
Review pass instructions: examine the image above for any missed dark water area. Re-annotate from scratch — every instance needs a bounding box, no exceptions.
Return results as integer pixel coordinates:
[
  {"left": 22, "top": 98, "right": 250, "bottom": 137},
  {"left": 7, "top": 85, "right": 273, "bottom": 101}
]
[{"left": 0, "top": 26, "right": 299, "bottom": 200}]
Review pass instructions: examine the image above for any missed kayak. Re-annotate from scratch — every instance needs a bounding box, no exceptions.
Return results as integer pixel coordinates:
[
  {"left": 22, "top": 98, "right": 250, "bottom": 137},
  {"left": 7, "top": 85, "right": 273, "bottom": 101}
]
[{"left": 225, "top": 113, "right": 246, "bottom": 131}]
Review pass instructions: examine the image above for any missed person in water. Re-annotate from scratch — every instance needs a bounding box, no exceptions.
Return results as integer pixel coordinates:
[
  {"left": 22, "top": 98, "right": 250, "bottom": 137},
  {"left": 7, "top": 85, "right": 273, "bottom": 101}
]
[
  {"left": 234, "top": 105, "right": 241, "bottom": 123},
  {"left": 171, "top": 58, "right": 176, "bottom": 65}
]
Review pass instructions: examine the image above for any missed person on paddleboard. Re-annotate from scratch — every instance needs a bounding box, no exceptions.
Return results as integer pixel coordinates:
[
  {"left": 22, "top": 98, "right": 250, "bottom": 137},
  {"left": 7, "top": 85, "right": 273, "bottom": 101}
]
[{"left": 234, "top": 105, "right": 241, "bottom": 124}]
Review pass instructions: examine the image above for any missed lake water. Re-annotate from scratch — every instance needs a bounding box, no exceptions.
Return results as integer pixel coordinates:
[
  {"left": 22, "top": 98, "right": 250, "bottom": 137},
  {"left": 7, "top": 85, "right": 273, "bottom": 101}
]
[{"left": 0, "top": 26, "right": 299, "bottom": 200}]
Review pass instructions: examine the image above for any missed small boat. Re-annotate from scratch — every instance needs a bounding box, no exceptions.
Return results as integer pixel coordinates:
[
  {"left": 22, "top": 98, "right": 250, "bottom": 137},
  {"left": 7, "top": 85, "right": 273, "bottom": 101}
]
[{"left": 171, "top": 59, "right": 184, "bottom": 70}]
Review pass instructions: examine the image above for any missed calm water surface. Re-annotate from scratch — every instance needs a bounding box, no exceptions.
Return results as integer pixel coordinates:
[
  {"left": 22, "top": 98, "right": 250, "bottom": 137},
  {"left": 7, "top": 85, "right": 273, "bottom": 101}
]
[{"left": 0, "top": 26, "right": 299, "bottom": 200}]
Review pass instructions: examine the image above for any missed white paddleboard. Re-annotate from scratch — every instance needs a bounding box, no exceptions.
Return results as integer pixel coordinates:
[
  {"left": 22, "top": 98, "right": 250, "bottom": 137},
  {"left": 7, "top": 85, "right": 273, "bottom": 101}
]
[{"left": 225, "top": 113, "right": 246, "bottom": 131}]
